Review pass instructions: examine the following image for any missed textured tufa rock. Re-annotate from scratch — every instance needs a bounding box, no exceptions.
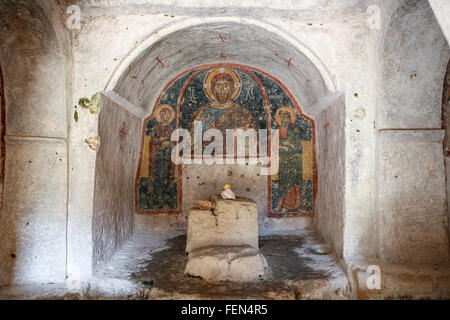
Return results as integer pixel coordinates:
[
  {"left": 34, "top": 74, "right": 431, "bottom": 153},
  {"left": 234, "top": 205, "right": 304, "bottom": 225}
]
[{"left": 185, "top": 245, "right": 271, "bottom": 282}]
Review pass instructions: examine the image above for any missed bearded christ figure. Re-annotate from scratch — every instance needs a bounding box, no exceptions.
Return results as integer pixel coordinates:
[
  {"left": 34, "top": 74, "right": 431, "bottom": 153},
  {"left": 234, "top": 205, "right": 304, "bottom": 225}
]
[{"left": 189, "top": 68, "right": 257, "bottom": 153}]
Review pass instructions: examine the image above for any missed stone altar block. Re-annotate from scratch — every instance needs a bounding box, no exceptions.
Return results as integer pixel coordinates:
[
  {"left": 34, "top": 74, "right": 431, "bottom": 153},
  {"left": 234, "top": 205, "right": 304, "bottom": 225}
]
[
  {"left": 185, "top": 196, "right": 271, "bottom": 282},
  {"left": 186, "top": 196, "right": 259, "bottom": 253}
]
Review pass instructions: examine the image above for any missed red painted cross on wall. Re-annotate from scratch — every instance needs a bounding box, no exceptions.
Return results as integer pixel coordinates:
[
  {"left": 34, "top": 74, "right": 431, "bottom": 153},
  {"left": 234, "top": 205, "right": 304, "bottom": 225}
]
[
  {"left": 119, "top": 122, "right": 128, "bottom": 151},
  {"left": 323, "top": 110, "right": 330, "bottom": 154}
]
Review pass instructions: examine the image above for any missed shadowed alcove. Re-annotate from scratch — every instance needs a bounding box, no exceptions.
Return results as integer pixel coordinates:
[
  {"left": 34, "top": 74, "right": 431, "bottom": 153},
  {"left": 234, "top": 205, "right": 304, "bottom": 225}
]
[{"left": 91, "top": 21, "right": 347, "bottom": 298}]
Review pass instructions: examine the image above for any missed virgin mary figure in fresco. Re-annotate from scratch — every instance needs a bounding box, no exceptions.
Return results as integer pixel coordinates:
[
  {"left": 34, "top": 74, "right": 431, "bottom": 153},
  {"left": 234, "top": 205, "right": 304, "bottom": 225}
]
[
  {"left": 273, "top": 106, "right": 303, "bottom": 211},
  {"left": 189, "top": 67, "right": 257, "bottom": 152}
]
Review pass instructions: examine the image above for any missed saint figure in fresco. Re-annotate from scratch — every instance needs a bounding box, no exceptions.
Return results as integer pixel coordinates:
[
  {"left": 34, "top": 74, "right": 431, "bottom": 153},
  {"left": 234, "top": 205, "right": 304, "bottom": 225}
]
[
  {"left": 273, "top": 106, "right": 303, "bottom": 211},
  {"left": 148, "top": 104, "right": 176, "bottom": 208},
  {"left": 189, "top": 68, "right": 257, "bottom": 147}
]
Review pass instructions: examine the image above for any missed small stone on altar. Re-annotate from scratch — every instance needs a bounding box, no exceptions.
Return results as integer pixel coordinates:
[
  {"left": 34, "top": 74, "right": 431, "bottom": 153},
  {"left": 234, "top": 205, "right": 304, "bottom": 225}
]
[{"left": 195, "top": 200, "right": 215, "bottom": 210}]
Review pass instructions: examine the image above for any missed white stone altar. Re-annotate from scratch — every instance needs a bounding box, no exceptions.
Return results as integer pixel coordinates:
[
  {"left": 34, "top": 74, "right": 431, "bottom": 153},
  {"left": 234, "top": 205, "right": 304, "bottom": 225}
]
[{"left": 184, "top": 196, "right": 271, "bottom": 282}]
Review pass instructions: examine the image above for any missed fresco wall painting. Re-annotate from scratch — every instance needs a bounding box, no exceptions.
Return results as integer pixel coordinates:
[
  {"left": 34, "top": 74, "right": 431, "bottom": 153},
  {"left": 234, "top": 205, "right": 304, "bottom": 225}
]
[{"left": 136, "top": 63, "right": 317, "bottom": 217}]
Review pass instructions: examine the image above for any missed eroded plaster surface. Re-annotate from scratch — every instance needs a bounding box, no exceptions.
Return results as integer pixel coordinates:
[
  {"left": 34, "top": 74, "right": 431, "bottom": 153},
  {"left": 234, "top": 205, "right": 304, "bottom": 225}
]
[
  {"left": 92, "top": 95, "right": 141, "bottom": 270},
  {"left": 315, "top": 95, "right": 346, "bottom": 259},
  {"left": 379, "top": 0, "right": 449, "bottom": 129},
  {"left": 378, "top": 130, "right": 448, "bottom": 264},
  {"left": 0, "top": 137, "right": 67, "bottom": 285}
]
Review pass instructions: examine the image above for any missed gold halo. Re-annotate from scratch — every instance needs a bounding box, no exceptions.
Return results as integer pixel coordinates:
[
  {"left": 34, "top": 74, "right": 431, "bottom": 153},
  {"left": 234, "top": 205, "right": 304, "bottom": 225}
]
[
  {"left": 204, "top": 67, "right": 241, "bottom": 101},
  {"left": 275, "top": 106, "right": 296, "bottom": 127},
  {"left": 155, "top": 104, "right": 175, "bottom": 123}
]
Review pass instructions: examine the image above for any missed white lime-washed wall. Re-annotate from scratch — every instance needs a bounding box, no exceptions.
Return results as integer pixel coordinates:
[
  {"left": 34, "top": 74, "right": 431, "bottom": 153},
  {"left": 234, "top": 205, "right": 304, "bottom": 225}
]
[
  {"left": 0, "top": 0, "right": 70, "bottom": 285},
  {"left": 376, "top": 0, "right": 449, "bottom": 264},
  {"left": 314, "top": 95, "right": 346, "bottom": 259}
]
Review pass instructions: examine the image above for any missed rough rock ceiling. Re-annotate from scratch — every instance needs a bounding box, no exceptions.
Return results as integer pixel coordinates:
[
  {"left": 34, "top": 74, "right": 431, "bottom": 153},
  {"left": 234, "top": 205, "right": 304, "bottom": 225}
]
[{"left": 113, "top": 21, "right": 329, "bottom": 117}]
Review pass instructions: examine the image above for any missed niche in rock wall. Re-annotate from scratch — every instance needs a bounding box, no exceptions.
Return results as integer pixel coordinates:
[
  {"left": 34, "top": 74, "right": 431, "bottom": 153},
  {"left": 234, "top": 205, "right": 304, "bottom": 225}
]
[{"left": 135, "top": 63, "right": 316, "bottom": 217}]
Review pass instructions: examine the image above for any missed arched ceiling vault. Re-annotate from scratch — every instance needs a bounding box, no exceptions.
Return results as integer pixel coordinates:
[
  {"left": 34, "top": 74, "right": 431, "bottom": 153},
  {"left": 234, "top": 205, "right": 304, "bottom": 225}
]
[{"left": 111, "top": 20, "right": 333, "bottom": 119}]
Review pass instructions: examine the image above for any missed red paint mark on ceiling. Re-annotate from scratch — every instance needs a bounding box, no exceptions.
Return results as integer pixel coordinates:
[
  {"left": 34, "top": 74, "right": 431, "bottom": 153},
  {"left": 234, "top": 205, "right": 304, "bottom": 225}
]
[
  {"left": 155, "top": 57, "right": 165, "bottom": 67},
  {"left": 274, "top": 52, "right": 293, "bottom": 67},
  {"left": 212, "top": 34, "right": 231, "bottom": 42},
  {"left": 141, "top": 50, "right": 183, "bottom": 83}
]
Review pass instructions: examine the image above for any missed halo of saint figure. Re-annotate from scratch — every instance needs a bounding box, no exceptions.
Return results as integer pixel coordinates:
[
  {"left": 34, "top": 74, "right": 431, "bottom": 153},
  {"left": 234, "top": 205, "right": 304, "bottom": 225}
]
[{"left": 137, "top": 64, "right": 316, "bottom": 217}]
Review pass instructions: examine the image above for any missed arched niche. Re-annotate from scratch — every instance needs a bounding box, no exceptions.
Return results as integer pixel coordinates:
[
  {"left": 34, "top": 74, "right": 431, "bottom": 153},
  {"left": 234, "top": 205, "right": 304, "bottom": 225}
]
[
  {"left": 376, "top": 0, "right": 450, "bottom": 264},
  {"left": 0, "top": 1, "right": 67, "bottom": 285},
  {"left": 93, "top": 20, "right": 344, "bottom": 268}
]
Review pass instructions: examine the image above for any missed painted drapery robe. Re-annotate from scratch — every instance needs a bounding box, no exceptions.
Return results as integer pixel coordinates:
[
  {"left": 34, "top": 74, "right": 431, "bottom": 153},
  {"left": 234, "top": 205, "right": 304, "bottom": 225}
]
[{"left": 191, "top": 101, "right": 257, "bottom": 134}]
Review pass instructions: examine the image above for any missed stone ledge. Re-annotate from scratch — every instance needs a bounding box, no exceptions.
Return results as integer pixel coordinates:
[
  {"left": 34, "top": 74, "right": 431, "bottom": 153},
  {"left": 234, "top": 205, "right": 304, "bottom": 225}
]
[{"left": 346, "top": 259, "right": 450, "bottom": 299}]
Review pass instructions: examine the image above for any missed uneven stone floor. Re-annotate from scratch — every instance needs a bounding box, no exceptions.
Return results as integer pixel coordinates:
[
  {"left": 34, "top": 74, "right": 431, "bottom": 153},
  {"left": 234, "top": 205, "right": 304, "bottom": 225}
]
[
  {"left": 0, "top": 230, "right": 350, "bottom": 300},
  {"left": 132, "top": 234, "right": 349, "bottom": 299}
]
